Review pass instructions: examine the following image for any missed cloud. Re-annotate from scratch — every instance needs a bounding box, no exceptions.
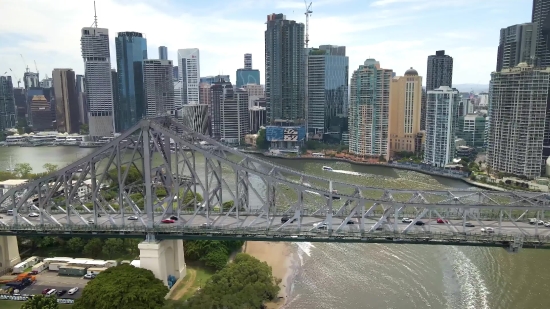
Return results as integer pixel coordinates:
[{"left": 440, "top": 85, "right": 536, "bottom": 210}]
[{"left": 0, "top": 0, "right": 530, "bottom": 85}]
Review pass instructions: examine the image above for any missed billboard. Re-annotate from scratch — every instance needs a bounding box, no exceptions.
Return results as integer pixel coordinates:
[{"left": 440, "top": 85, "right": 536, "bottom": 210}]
[{"left": 266, "top": 126, "right": 306, "bottom": 142}]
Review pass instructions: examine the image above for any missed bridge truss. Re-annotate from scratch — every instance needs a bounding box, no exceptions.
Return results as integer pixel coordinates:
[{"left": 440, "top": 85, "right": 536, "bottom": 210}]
[{"left": 1, "top": 117, "right": 550, "bottom": 250}]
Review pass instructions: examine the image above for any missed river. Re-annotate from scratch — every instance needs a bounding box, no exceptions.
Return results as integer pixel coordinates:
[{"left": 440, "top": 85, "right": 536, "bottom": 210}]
[{"left": 1, "top": 147, "right": 549, "bottom": 309}]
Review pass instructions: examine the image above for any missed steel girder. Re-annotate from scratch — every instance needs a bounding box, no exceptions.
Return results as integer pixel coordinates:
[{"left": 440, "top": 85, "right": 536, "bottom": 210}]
[{"left": 0, "top": 117, "right": 549, "bottom": 248}]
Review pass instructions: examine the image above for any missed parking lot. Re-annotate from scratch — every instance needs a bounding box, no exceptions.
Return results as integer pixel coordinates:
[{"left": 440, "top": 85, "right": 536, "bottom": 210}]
[{"left": 3, "top": 270, "right": 89, "bottom": 299}]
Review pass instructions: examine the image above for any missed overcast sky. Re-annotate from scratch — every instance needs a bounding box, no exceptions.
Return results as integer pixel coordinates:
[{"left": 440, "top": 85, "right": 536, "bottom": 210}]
[{"left": 0, "top": 0, "right": 532, "bottom": 86}]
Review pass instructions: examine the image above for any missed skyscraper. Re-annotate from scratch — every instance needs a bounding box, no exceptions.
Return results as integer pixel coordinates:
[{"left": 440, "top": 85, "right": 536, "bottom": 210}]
[
  {"left": 178, "top": 104, "right": 209, "bottom": 135},
  {"left": 177, "top": 48, "right": 200, "bottom": 105},
  {"left": 159, "top": 46, "right": 168, "bottom": 60},
  {"left": 424, "top": 86, "right": 460, "bottom": 167},
  {"left": 30, "top": 95, "right": 53, "bottom": 131},
  {"left": 210, "top": 79, "right": 233, "bottom": 139},
  {"left": 114, "top": 31, "right": 147, "bottom": 132},
  {"left": 0, "top": 76, "right": 16, "bottom": 131},
  {"left": 496, "top": 23, "right": 538, "bottom": 72},
  {"left": 265, "top": 13, "right": 305, "bottom": 125},
  {"left": 532, "top": 0, "right": 550, "bottom": 67},
  {"left": 23, "top": 70, "right": 40, "bottom": 89},
  {"left": 307, "top": 45, "right": 348, "bottom": 140},
  {"left": 389, "top": 68, "right": 423, "bottom": 156},
  {"left": 487, "top": 63, "right": 549, "bottom": 178},
  {"left": 52, "top": 68, "right": 79, "bottom": 133},
  {"left": 426, "top": 50, "right": 453, "bottom": 91},
  {"left": 75, "top": 74, "right": 88, "bottom": 125},
  {"left": 143, "top": 59, "right": 175, "bottom": 117},
  {"left": 348, "top": 59, "right": 392, "bottom": 159},
  {"left": 81, "top": 26, "right": 115, "bottom": 138},
  {"left": 236, "top": 53, "right": 261, "bottom": 88}
]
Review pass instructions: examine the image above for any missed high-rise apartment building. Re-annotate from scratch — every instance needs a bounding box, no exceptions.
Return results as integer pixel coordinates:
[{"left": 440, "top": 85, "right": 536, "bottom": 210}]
[
  {"left": 249, "top": 106, "right": 266, "bottom": 133},
  {"left": 236, "top": 53, "right": 261, "bottom": 88},
  {"left": 496, "top": 23, "right": 538, "bottom": 72},
  {"left": 426, "top": 50, "right": 453, "bottom": 91},
  {"left": 487, "top": 63, "right": 550, "bottom": 178},
  {"left": 456, "top": 114, "right": 486, "bottom": 150},
  {"left": 159, "top": 46, "right": 168, "bottom": 60},
  {"left": 243, "top": 84, "right": 264, "bottom": 108},
  {"left": 244, "top": 53, "right": 252, "bottom": 70},
  {"left": 23, "top": 70, "right": 40, "bottom": 89},
  {"left": 424, "top": 86, "right": 461, "bottom": 167},
  {"left": 265, "top": 13, "right": 305, "bottom": 125},
  {"left": 307, "top": 45, "right": 348, "bottom": 140},
  {"left": 114, "top": 31, "right": 147, "bottom": 132},
  {"left": 177, "top": 48, "right": 200, "bottom": 105},
  {"left": 39, "top": 77, "right": 53, "bottom": 89},
  {"left": 0, "top": 76, "right": 16, "bottom": 131},
  {"left": 178, "top": 103, "right": 209, "bottom": 135},
  {"left": 219, "top": 88, "right": 249, "bottom": 144},
  {"left": 210, "top": 79, "right": 233, "bottom": 139},
  {"left": 143, "top": 59, "right": 175, "bottom": 117},
  {"left": 81, "top": 27, "right": 115, "bottom": 138},
  {"left": 13, "top": 88, "right": 26, "bottom": 120},
  {"left": 348, "top": 59, "right": 392, "bottom": 159},
  {"left": 389, "top": 68, "right": 423, "bottom": 155},
  {"left": 532, "top": 0, "right": 550, "bottom": 67},
  {"left": 420, "top": 87, "right": 427, "bottom": 131},
  {"left": 52, "top": 69, "right": 79, "bottom": 133},
  {"left": 30, "top": 95, "right": 53, "bottom": 131},
  {"left": 199, "top": 83, "right": 211, "bottom": 107},
  {"left": 173, "top": 66, "right": 179, "bottom": 81}
]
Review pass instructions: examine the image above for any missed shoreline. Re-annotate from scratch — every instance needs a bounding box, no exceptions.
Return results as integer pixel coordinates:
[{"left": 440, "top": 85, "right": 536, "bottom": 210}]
[{"left": 243, "top": 241, "right": 297, "bottom": 309}]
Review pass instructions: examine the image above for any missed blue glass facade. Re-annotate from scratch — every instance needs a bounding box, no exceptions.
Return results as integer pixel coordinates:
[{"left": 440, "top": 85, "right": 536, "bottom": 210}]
[
  {"left": 235, "top": 69, "right": 261, "bottom": 88},
  {"left": 115, "top": 32, "right": 147, "bottom": 133}
]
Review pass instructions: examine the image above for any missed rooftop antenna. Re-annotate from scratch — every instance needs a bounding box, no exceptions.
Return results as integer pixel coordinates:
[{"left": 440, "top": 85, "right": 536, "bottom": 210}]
[
  {"left": 304, "top": 0, "right": 312, "bottom": 141},
  {"left": 93, "top": 1, "right": 98, "bottom": 28}
]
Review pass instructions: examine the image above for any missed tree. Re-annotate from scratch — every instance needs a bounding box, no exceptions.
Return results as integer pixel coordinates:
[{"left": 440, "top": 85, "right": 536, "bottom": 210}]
[
  {"left": 108, "top": 165, "right": 142, "bottom": 187},
  {"left": 80, "top": 124, "right": 89, "bottom": 135},
  {"left": 14, "top": 162, "right": 33, "bottom": 178},
  {"left": 102, "top": 238, "right": 124, "bottom": 259},
  {"left": 201, "top": 248, "right": 230, "bottom": 270},
  {"left": 43, "top": 163, "right": 59, "bottom": 174},
  {"left": 83, "top": 238, "right": 103, "bottom": 258},
  {"left": 21, "top": 294, "right": 59, "bottom": 309},
  {"left": 256, "top": 128, "right": 269, "bottom": 150},
  {"left": 73, "top": 264, "right": 169, "bottom": 309},
  {"left": 66, "top": 237, "right": 85, "bottom": 253},
  {"left": 183, "top": 253, "right": 280, "bottom": 309}
]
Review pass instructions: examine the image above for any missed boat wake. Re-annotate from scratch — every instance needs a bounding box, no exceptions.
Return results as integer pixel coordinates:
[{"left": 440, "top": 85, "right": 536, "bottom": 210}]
[{"left": 294, "top": 242, "right": 314, "bottom": 267}]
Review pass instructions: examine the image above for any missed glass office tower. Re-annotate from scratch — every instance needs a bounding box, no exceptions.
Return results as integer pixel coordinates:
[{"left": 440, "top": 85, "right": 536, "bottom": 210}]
[{"left": 115, "top": 31, "right": 147, "bottom": 132}]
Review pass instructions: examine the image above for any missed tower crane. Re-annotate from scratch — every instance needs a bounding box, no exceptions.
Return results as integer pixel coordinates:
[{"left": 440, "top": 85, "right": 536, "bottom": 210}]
[
  {"left": 20, "top": 54, "right": 30, "bottom": 73},
  {"left": 304, "top": 1, "right": 312, "bottom": 140},
  {"left": 8, "top": 68, "right": 21, "bottom": 87},
  {"left": 34, "top": 60, "right": 39, "bottom": 75}
]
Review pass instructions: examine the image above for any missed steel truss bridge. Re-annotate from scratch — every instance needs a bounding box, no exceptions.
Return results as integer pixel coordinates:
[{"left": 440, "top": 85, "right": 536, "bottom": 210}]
[{"left": 1, "top": 117, "right": 550, "bottom": 251}]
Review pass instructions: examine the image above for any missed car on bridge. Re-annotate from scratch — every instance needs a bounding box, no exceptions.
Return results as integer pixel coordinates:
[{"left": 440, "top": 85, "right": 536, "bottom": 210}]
[
  {"left": 415, "top": 221, "right": 425, "bottom": 226},
  {"left": 402, "top": 218, "right": 413, "bottom": 223},
  {"left": 28, "top": 212, "right": 39, "bottom": 218},
  {"left": 436, "top": 219, "right": 448, "bottom": 224},
  {"left": 281, "top": 216, "right": 296, "bottom": 223},
  {"left": 481, "top": 227, "right": 494, "bottom": 233},
  {"left": 161, "top": 219, "right": 175, "bottom": 224},
  {"left": 128, "top": 216, "right": 138, "bottom": 220},
  {"left": 465, "top": 222, "right": 475, "bottom": 227}
]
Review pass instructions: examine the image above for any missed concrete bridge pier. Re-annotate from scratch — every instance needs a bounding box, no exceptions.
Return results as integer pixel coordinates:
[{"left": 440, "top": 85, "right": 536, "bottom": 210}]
[
  {"left": 0, "top": 236, "right": 21, "bottom": 269},
  {"left": 138, "top": 237, "right": 186, "bottom": 287}
]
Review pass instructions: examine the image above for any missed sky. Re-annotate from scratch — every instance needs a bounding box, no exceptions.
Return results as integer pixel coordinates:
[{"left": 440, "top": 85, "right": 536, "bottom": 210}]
[{"left": 0, "top": 0, "right": 534, "bottom": 88}]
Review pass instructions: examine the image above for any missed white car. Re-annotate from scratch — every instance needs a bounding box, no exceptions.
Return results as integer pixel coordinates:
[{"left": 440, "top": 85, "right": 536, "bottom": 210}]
[
  {"left": 28, "top": 212, "right": 39, "bottom": 217},
  {"left": 128, "top": 216, "right": 139, "bottom": 220},
  {"left": 544, "top": 222, "right": 550, "bottom": 227},
  {"left": 87, "top": 220, "right": 94, "bottom": 224},
  {"left": 481, "top": 227, "right": 494, "bottom": 233},
  {"left": 313, "top": 222, "right": 327, "bottom": 229},
  {"left": 402, "top": 218, "right": 413, "bottom": 223},
  {"left": 68, "top": 287, "right": 79, "bottom": 295}
]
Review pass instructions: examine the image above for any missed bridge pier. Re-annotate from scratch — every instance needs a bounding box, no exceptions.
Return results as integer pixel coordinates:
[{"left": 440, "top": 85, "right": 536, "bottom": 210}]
[
  {"left": 0, "top": 236, "right": 21, "bottom": 269},
  {"left": 138, "top": 238, "right": 186, "bottom": 287}
]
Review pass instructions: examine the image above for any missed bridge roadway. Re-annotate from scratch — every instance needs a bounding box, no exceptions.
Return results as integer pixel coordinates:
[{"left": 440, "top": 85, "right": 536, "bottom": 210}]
[{"left": 0, "top": 212, "right": 549, "bottom": 248}]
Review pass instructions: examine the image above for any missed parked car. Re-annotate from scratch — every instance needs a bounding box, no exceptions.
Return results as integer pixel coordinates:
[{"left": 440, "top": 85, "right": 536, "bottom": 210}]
[
  {"left": 402, "top": 218, "right": 413, "bottom": 223},
  {"left": 83, "top": 274, "right": 96, "bottom": 279},
  {"left": 42, "top": 288, "right": 51, "bottom": 295},
  {"left": 161, "top": 219, "right": 175, "bottom": 224},
  {"left": 57, "top": 290, "right": 67, "bottom": 296},
  {"left": 46, "top": 289, "right": 57, "bottom": 297},
  {"left": 68, "top": 287, "right": 79, "bottom": 295},
  {"left": 436, "top": 218, "right": 448, "bottom": 224},
  {"left": 128, "top": 216, "right": 138, "bottom": 220},
  {"left": 465, "top": 222, "right": 475, "bottom": 227},
  {"left": 544, "top": 222, "right": 550, "bottom": 227}
]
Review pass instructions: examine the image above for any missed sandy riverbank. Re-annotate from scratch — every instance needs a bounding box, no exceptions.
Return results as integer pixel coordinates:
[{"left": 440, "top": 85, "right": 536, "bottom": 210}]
[{"left": 243, "top": 241, "right": 296, "bottom": 309}]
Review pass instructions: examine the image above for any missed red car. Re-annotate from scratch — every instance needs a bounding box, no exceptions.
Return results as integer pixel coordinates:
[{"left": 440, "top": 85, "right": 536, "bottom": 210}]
[
  {"left": 161, "top": 219, "right": 175, "bottom": 224},
  {"left": 437, "top": 219, "right": 449, "bottom": 224},
  {"left": 42, "top": 288, "right": 51, "bottom": 295}
]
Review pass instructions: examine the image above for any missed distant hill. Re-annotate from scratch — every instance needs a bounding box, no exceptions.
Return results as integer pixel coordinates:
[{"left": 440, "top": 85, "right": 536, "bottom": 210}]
[{"left": 453, "top": 84, "right": 489, "bottom": 93}]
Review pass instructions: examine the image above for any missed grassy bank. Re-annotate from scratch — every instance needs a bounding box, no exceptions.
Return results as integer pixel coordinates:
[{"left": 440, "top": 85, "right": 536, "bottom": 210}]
[
  {"left": 1, "top": 300, "right": 73, "bottom": 308},
  {"left": 166, "top": 264, "right": 215, "bottom": 306}
]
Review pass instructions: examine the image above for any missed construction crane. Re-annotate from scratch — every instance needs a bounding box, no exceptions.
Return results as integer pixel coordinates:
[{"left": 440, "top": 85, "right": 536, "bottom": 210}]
[
  {"left": 304, "top": 1, "right": 312, "bottom": 141},
  {"left": 34, "top": 60, "right": 39, "bottom": 75},
  {"left": 8, "top": 68, "right": 21, "bottom": 87},
  {"left": 20, "top": 54, "right": 30, "bottom": 73}
]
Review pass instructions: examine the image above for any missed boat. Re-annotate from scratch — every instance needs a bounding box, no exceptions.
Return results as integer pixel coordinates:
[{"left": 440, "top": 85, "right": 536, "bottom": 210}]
[{"left": 322, "top": 166, "right": 333, "bottom": 171}]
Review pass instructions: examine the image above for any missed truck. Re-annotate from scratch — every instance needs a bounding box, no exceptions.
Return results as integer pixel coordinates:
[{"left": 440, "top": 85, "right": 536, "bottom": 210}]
[{"left": 5, "top": 277, "right": 33, "bottom": 290}]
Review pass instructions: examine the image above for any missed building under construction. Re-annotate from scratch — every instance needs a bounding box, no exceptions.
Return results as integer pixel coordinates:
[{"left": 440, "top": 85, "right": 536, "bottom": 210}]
[{"left": 487, "top": 63, "right": 550, "bottom": 179}]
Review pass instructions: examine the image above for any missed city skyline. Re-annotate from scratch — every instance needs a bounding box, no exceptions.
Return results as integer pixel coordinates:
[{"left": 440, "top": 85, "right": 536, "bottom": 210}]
[{"left": 0, "top": 0, "right": 532, "bottom": 87}]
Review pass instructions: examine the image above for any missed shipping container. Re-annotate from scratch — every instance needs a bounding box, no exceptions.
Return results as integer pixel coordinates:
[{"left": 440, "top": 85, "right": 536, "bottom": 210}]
[
  {"left": 86, "top": 267, "right": 107, "bottom": 275},
  {"left": 31, "top": 262, "right": 47, "bottom": 273},
  {"left": 48, "top": 262, "right": 68, "bottom": 271},
  {"left": 58, "top": 266, "right": 86, "bottom": 277}
]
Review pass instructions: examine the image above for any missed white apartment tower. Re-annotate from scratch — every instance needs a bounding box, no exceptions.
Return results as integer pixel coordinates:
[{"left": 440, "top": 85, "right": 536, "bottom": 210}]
[
  {"left": 424, "top": 86, "right": 461, "bottom": 167},
  {"left": 81, "top": 27, "right": 114, "bottom": 137},
  {"left": 487, "top": 63, "right": 550, "bottom": 179},
  {"left": 348, "top": 59, "right": 392, "bottom": 159},
  {"left": 177, "top": 48, "right": 200, "bottom": 105},
  {"left": 143, "top": 59, "right": 175, "bottom": 117}
]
